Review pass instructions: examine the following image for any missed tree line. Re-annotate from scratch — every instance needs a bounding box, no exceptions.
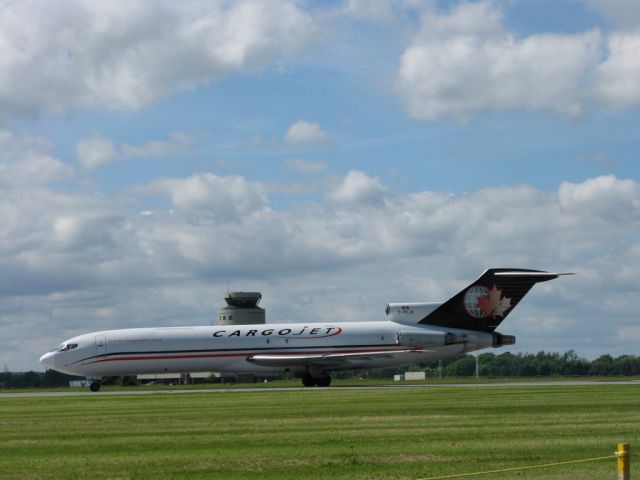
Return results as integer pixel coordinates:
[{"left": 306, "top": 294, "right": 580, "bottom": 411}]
[
  {"left": 443, "top": 351, "right": 640, "bottom": 377},
  {"left": 0, "top": 369, "right": 77, "bottom": 389},
  {"left": 345, "top": 350, "right": 640, "bottom": 379},
  {"left": 2, "top": 351, "right": 640, "bottom": 388}
]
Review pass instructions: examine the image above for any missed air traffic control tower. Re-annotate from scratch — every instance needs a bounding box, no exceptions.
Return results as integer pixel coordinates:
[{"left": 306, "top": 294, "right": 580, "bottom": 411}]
[{"left": 218, "top": 291, "right": 265, "bottom": 325}]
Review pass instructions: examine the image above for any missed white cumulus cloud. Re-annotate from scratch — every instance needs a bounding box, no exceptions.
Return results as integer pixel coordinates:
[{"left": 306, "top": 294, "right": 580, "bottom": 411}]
[
  {"left": 590, "top": 32, "right": 640, "bottom": 108},
  {"left": 150, "top": 173, "right": 268, "bottom": 221},
  {"left": 396, "top": 2, "right": 603, "bottom": 119},
  {"left": 0, "top": 130, "right": 73, "bottom": 186},
  {"left": 327, "top": 170, "right": 388, "bottom": 206},
  {"left": 0, "top": 155, "right": 74, "bottom": 187},
  {"left": 0, "top": 0, "right": 316, "bottom": 116},
  {"left": 75, "top": 131, "right": 195, "bottom": 170},
  {"left": 559, "top": 175, "right": 640, "bottom": 221},
  {"left": 285, "top": 120, "right": 331, "bottom": 147}
]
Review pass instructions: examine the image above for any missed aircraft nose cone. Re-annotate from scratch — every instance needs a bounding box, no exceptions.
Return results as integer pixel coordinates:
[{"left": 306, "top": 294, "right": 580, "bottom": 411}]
[{"left": 39, "top": 351, "right": 55, "bottom": 368}]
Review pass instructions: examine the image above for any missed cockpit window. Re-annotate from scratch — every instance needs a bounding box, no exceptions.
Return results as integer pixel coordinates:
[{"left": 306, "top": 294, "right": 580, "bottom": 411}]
[{"left": 57, "top": 343, "right": 78, "bottom": 351}]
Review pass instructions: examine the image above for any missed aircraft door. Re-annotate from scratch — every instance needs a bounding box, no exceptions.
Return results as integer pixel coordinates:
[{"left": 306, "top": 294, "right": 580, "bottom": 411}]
[{"left": 95, "top": 335, "right": 107, "bottom": 356}]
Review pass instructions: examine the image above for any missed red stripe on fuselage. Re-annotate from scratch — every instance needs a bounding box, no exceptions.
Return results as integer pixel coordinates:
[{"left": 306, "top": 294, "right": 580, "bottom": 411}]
[{"left": 84, "top": 347, "right": 409, "bottom": 365}]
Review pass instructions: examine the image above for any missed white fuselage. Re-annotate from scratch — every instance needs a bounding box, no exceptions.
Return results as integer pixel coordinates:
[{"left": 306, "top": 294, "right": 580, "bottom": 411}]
[{"left": 40, "top": 320, "right": 495, "bottom": 378}]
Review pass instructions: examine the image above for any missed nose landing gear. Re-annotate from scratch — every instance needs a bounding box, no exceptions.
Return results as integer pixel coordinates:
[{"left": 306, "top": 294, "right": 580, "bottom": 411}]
[{"left": 89, "top": 381, "right": 101, "bottom": 392}]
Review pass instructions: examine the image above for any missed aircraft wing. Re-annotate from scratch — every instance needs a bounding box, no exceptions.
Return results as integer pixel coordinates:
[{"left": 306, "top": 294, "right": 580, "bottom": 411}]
[{"left": 246, "top": 349, "right": 423, "bottom": 368}]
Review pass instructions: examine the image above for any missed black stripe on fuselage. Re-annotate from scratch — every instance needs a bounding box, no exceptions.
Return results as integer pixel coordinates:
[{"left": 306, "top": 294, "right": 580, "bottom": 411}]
[{"left": 70, "top": 343, "right": 400, "bottom": 365}]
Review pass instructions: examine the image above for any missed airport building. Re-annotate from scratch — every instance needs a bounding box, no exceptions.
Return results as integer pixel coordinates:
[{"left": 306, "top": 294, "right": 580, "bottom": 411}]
[{"left": 218, "top": 291, "right": 265, "bottom": 325}]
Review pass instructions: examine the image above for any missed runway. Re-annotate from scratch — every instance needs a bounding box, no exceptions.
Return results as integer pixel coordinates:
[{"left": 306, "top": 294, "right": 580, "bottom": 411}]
[{"left": 1, "top": 380, "right": 639, "bottom": 398}]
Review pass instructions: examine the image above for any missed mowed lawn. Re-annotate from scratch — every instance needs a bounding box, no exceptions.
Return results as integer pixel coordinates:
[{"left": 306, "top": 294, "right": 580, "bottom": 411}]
[{"left": 1, "top": 385, "right": 638, "bottom": 479}]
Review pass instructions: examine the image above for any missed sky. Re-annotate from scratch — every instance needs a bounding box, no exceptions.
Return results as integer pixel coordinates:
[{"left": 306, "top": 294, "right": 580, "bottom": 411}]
[{"left": 1, "top": 0, "right": 639, "bottom": 371}]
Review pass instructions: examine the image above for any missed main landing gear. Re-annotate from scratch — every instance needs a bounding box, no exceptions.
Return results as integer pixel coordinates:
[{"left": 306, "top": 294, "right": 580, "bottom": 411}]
[
  {"left": 89, "top": 381, "right": 101, "bottom": 392},
  {"left": 301, "top": 373, "right": 331, "bottom": 387}
]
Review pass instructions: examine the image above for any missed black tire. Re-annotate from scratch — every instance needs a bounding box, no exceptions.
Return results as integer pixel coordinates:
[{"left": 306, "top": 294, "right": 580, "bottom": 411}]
[
  {"left": 301, "top": 373, "right": 315, "bottom": 387},
  {"left": 90, "top": 382, "right": 101, "bottom": 392},
  {"left": 316, "top": 375, "right": 331, "bottom": 387}
]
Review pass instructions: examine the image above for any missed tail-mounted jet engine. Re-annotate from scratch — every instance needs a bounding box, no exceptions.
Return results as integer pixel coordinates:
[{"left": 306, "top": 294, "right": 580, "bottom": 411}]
[
  {"left": 492, "top": 333, "right": 516, "bottom": 347},
  {"left": 396, "top": 330, "right": 515, "bottom": 349},
  {"left": 396, "top": 330, "right": 469, "bottom": 348}
]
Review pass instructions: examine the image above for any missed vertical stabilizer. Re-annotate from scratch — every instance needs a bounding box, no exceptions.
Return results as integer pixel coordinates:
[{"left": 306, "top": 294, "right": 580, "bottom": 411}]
[{"left": 418, "top": 268, "right": 567, "bottom": 332}]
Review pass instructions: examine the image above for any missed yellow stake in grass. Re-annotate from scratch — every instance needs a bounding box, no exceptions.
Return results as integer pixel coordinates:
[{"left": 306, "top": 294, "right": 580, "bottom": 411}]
[{"left": 617, "top": 443, "right": 630, "bottom": 480}]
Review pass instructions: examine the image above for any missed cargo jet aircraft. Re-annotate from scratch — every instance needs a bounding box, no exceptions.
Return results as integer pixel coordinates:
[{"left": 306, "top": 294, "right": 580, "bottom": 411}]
[{"left": 40, "top": 268, "right": 568, "bottom": 391}]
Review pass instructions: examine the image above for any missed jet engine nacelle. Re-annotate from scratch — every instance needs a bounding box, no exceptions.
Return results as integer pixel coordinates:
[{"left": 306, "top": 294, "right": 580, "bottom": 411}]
[
  {"left": 492, "top": 333, "right": 516, "bottom": 347},
  {"left": 396, "top": 330, "right": 469, "bottom": 348}
]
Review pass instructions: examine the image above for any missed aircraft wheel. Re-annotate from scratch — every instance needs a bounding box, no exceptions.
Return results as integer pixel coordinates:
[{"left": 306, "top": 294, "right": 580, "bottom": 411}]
[
  {"left": 301, "top": 374, "right": 315, "bottom": 387},
  {"left": 316, "top": 375, "right": 331, "bottom": 387},
  {"left": 89, "top": 382, "right": 101, "bottom": 392}
]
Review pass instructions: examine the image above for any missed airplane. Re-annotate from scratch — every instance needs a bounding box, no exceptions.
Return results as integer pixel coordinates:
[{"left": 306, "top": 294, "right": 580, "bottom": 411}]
[{"left": 40, "top": 268, "right": 569, "bottom": 391}]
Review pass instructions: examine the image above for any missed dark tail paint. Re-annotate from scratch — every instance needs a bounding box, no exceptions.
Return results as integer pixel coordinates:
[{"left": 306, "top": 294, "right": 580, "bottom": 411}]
[{"left": 419, "top": 268, "right": 565, "bottom": 332}]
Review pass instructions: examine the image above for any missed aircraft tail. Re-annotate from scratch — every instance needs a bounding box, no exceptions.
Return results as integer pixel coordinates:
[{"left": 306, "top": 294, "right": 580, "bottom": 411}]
[{"left": 418, "top": 268, "right": 569, "bottom": 332}]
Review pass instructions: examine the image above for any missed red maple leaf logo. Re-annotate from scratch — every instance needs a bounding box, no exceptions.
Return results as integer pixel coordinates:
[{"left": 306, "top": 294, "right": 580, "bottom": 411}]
[{"left": 477, "top": 284, "right": 512, "bottom": 318}]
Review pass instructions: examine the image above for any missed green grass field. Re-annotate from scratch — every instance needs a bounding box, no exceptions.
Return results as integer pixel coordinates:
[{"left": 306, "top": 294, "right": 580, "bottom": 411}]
[{"left": 1, "top": 384, "right": 638, "bottom": 479}]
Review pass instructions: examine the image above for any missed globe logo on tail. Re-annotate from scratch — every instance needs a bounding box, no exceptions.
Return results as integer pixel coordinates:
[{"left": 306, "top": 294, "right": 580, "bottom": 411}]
[
  {"left": 464, "top": 285, "right": 490, "bottom": 318},
  {"left": 464, "top": 284, "right": 512, "bottom": 319}
]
